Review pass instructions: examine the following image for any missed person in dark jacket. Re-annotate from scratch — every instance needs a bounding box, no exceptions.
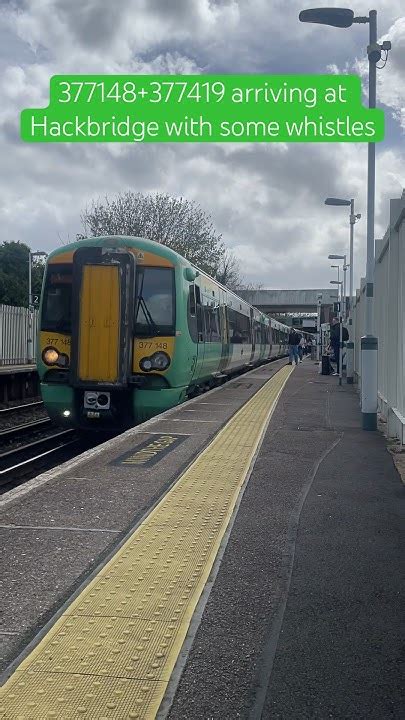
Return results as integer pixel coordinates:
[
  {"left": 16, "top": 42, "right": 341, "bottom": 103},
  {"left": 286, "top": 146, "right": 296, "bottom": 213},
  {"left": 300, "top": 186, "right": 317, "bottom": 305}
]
[
  {"left": 288, "top": 328, "right": 301, "bottom": 365},
  {"left": 329, "top": 317, "right": 341, "bottom": 375}
]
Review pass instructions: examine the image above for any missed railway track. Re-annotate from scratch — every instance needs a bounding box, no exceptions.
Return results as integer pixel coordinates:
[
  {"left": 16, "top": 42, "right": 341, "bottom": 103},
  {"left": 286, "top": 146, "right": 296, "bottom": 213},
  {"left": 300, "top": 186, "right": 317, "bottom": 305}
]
[
  {"left": 0, "top": 417, "right": 51, "bottom": 441},
  {"left": 0, "top": 400, "right": 43, "bottom": 416},
  {"left": 0, "top": 430, "right": 79, "bottom": 490}
]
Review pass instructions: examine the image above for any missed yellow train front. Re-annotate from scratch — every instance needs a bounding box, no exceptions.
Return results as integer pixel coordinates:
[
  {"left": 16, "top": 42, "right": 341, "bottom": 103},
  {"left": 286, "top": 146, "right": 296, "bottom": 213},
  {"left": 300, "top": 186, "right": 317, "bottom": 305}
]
[{"left": 38, "top": 236, "right": 289, "bottom": 431}]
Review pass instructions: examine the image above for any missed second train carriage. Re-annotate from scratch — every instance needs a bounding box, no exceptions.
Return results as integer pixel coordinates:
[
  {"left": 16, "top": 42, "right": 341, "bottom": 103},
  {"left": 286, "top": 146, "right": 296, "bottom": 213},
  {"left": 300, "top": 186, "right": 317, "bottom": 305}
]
[{"left": 38, "top": 236, "right": 290, "bottom": 430}]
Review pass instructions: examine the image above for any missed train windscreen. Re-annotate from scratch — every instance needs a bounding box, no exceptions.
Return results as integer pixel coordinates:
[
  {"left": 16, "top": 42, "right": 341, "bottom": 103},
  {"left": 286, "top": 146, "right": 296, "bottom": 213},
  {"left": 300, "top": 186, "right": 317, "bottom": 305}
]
[
  {"left": 134, "top": 266, "right": 175, "bottom": 336},
  {"left": 41, "top": 264, "right": 72, "bottom": 333}
]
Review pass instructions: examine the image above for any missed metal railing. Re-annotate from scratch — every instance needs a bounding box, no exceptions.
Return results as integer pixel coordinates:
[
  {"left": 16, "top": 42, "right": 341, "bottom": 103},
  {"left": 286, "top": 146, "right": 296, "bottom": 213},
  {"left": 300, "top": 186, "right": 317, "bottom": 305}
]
[
  {"left": 353, "top": 191, "right": 405, "bottom": 443},
  {"left": 0, "top": 305, "right": 38, "bottom": 366}
]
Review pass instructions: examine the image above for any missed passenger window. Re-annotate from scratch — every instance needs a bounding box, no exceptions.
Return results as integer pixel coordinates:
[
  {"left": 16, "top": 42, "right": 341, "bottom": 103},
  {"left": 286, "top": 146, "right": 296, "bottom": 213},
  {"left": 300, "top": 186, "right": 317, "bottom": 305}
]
[
  {"left": 189, "top": 285, "right": 196, "bottom": 316},
  {"left": 228, "top": 308, "right": 251, "bottom": 344}
]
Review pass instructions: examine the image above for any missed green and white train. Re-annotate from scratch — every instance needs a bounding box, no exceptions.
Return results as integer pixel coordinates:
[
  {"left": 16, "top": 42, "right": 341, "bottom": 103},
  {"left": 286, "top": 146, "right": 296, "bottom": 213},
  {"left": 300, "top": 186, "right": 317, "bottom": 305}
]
[{"left": 38, "top": 236, "right": 290, "bottom": 430}]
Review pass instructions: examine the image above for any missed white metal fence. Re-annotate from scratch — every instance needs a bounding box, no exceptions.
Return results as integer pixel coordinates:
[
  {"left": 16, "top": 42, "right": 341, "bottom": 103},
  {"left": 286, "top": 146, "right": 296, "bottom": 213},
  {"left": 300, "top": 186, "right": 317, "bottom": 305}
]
[
  {"left": 353, "top": 190, "right": 405, "bottom": 443},
  {"left": 0, "top": 305, "right": 38, "bottom": 366}
]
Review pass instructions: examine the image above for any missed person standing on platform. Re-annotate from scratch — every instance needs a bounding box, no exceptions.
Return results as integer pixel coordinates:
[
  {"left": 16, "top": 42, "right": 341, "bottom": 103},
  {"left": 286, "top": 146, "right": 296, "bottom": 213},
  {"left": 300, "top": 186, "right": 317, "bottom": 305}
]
[
  {"left": 298, "top": 335, "right": 306, "bottom": 362},
  {"left": 288, "top": 328, "right": 300, "bottom": 366},
  {"left": 329, "top": 317, "right": 341, "bottom": 376}
]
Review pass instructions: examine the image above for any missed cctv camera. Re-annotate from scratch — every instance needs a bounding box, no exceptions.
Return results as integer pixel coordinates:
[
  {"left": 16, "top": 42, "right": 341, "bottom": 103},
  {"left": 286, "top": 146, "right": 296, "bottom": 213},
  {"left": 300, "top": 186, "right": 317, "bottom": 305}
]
[{"left": 367, "top": 43, "right": 381, "bottom": 63}]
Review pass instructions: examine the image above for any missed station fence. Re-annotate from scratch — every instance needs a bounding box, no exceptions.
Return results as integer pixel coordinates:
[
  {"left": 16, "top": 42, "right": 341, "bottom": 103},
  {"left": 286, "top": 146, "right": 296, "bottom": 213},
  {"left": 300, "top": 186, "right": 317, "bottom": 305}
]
[
  {"left": 0, "top": 304, "right": 38, "bottom": 366},
  {"left": 353, "top": 190, "right": 405, "bottom": 443}
]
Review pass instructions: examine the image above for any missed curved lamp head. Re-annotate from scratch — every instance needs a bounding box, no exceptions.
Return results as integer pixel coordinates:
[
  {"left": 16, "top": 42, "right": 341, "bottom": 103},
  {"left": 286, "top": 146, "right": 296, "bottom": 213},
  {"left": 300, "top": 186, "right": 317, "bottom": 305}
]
[
  {"left": 325, "top": 197, "right": 351, "bottom": 206},
  {"left": 299, "top": 8, "right": 354, "bottom": 28}
]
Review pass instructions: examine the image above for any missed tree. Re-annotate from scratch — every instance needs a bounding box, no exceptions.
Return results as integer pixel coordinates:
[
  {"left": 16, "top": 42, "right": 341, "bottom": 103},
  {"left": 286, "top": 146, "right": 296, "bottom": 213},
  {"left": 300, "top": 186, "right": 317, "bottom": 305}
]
[
  {"left": 0, "top": 241, "right": 45, "bottom": 307},
  {"left": 215, "top": 248, "right": 245, "bottom": 292},
  {"left": 79, "top": 191, "right": 229, "bottom": 279}
]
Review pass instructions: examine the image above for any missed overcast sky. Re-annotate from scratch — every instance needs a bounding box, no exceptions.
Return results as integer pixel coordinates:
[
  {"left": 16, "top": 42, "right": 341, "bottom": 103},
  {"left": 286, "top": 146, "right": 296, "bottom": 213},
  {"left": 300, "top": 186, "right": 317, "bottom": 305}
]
[{"left": 1, "top": 0, "right": 404, "bottom": 289}]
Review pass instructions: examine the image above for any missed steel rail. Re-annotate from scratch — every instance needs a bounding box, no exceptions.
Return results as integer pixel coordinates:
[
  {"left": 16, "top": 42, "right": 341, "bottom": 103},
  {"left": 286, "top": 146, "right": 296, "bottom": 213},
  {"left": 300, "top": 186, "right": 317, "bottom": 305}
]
[
  {"left": 0, "top": 418, "right": 51, "bottom": 440},
  {"left": 0, "top": 400, "right": 43, "bottom": 415},
  {"left": 0, "top": 430, "right": 77, "bottom": 485}
]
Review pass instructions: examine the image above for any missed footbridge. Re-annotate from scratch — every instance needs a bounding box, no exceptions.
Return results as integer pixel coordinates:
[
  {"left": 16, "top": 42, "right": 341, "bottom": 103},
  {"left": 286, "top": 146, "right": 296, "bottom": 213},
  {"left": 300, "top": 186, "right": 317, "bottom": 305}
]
[{"left": 238, "top": 288, "right": 338, "bottom": 329}]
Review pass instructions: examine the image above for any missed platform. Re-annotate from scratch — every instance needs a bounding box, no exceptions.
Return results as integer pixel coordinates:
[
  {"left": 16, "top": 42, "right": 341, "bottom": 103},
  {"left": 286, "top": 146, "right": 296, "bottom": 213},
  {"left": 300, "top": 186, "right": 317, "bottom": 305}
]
[
  {"left": 0, "top": 359, "right": 404, "bottom": 719},
  {"left": 0, "top": 365, "right": 36, "bottom": 375}
]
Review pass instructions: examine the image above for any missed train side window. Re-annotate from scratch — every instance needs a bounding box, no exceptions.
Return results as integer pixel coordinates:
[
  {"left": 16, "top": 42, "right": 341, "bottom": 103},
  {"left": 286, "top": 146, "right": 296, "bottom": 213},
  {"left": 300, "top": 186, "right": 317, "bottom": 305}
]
[
  {"left": 189, "top": 284, "right": 196, "bottom": 316},
  {"left": 203, "top": 303, "right": 221, "bottom": 343},
  {"left": 229, "top": 308, "right": 251, "bottom": 344}
]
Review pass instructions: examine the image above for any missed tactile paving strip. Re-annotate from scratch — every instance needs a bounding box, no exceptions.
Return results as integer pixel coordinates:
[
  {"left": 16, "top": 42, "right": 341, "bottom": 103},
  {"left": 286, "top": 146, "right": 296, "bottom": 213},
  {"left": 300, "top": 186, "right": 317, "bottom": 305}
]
[{"left": 0, "top": 364, "right": 293, "bottom": 719}]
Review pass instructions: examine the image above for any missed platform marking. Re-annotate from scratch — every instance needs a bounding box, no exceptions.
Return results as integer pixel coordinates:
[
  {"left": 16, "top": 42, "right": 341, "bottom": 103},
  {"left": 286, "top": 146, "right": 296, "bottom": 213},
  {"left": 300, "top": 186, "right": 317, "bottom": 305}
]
[
  {"left": 0, "top": 633, "right": 19, "bottom": 637},
  {"left": 177, "top": 408, "right": 226, "bottom": 412},
  {"left": 0, "top": 364, "right": 293, "bottom": 719},
  {"left": 111, "top": 434, "right": 188, "bottom": 468},
  {"left": 0, "top": 525, "right": 121, "bottom": 534},
  {"left": 170, "top": 418, "right": 216, "bottom": 423},
  {"left": 197, "top": 402, "right": 238, "bottom": 406},
  {"left": 134, "top": 432, "right": 192, "bottom": 437}
]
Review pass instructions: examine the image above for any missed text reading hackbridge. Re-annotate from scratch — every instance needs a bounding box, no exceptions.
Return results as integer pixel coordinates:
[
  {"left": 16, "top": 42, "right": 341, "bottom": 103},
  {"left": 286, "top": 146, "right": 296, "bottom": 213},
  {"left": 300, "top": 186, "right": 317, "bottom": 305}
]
[{"left": 21, "top": 75, "right": 384, "bottom": 143}]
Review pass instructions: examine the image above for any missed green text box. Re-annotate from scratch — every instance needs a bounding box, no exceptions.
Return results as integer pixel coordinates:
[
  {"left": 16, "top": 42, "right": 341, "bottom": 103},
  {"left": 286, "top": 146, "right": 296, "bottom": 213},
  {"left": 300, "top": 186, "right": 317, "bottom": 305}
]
[{"left": 21, "top": 74, "right": 384, "bottom": 143}]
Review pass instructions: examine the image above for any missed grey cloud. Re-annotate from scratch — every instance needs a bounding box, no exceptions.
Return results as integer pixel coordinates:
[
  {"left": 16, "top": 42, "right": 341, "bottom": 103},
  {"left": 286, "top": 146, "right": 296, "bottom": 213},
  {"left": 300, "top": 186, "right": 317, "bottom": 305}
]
[
  {"left": 0, "top": 0, "right": 404, "bottom": 290},
  {"left": 56, "top": 0, "right": 133, "bottom": 50}
]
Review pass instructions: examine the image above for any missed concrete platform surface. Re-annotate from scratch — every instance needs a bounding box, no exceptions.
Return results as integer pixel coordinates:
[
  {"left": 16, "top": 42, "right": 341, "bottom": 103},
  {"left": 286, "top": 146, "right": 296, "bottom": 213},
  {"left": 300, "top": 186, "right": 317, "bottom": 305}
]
[
  {"left": 167, "top": 362, "right": 405, "bottom": 720},
  {"left": 0, "top": 358, "right": 287, "bottom": 677},
  {"left": 1, "top": 359, "right": 404, "bottom": 720}
]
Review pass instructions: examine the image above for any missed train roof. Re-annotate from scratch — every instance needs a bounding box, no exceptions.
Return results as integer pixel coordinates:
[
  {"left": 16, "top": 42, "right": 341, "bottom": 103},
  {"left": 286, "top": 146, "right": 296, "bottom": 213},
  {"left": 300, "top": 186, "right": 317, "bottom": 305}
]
[{"left": 46, "top": 235, "right": 186, "bottom": 267}]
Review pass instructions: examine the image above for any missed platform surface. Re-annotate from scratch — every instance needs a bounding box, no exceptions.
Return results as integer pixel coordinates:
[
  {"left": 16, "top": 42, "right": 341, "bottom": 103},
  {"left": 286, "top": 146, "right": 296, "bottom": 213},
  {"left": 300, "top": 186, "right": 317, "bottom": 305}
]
[
  {"left": 1, "top": 359, "right": 404, "bottom": 719},
  {"left": 0, "top": 364, "right": 36, "bottom": 375}
]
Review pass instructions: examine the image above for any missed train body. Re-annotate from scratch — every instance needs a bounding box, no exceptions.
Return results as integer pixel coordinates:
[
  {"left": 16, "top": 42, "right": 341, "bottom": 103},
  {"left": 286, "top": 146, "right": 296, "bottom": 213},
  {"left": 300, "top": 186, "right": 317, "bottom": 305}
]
[{"left": 38, "top": 236, "right": 292, "bottom": 431}]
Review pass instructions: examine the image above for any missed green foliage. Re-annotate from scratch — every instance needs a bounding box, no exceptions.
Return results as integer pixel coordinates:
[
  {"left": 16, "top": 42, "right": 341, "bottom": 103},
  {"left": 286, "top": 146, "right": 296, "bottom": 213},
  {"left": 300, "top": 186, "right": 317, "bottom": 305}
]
[{"left": 0, "top": 241, "right": 45, "bottom": 307}]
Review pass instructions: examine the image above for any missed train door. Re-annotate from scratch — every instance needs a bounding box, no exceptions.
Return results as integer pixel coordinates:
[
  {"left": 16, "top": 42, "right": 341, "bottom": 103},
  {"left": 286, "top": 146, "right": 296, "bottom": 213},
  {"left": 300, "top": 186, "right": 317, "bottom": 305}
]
[
  {"left": 70, "top": 246, "right": 135, "bottom": 386},
  {"left": 190, "top": 283, "right": 205, "bottom": 384},
  {"left": 249, "top": 309, "right": 255, "bottom": 364},
  {"left": 217, "top": 290, "right": 229, "bottom": 374},
  {"left": 269, "top": 324, "right": 274, "bottom": 359}
]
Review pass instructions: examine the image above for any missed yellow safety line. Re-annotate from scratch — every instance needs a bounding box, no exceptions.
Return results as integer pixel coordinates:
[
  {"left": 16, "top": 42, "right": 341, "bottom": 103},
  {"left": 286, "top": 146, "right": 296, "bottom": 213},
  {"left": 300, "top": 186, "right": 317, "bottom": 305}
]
[{"left": 0, "top": 364, "right": 293, "bottom": 720}]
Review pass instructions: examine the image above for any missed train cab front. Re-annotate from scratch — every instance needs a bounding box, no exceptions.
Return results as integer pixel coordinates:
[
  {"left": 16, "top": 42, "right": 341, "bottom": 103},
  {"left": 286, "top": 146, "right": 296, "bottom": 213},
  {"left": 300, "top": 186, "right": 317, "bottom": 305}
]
[
  {"left": 39, "top": 244, "right": 136, "bottom": 431},
  {"left": 39, "top": 241, "right": 179, "bottom": 431}
]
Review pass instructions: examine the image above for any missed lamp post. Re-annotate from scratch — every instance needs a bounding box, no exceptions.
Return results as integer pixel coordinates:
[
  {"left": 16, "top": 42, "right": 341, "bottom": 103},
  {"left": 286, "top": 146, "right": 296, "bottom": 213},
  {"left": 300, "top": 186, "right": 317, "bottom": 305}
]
[
  {"left": 329, "top": 254, "right": 347, "bottom": 310},
  {"left": 28, "top": 251, "right": 47, "bottom": 363},
  {"left": 328, "top": 255, "right": 348, "bottom": 385},
  {"left": 331, "top": 263, "right": 340, "bottom": 288},
  {"left": 316, "top": 293, "right": 323, "bottom": 360},
  {"left": 325, "top": 198, "right": 361, "bottom": 383},
  {"left": 330, "top": 279, "right": 343, "bottom": 385},
  {"left": 300, "top": 8, "right": 391, "bottom": 429}
]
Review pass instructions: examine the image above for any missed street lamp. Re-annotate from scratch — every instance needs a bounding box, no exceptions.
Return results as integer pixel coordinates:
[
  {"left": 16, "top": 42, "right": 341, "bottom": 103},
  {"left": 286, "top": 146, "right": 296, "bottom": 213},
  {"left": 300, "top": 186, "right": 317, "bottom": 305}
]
[
  {"left": 28, "top": 250, "right": 47, "bottom": 363},
  {"left": 330, "top": 278, "right": 344, "bottom": 385},
  {"left": 331, "top": 263, "right": 340, "bottom": 286},
  {"left": 330, "top": 255, "right": 347, "bottom": 384},
  {"left": 300, "top": 8, "right": 392, "bottom": 429},
  {"left": 325, "top": 198, "right": 361, "bottom": 384},
  {"left": 328, "top": 254, "right": 347, "bottom": 318}
]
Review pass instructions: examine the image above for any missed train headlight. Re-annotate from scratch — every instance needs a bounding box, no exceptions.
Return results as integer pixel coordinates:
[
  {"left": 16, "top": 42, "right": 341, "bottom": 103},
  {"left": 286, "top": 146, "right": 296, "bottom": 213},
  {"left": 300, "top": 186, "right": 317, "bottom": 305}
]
[
  {"left": 42, "top": 347, "right": 59, "bottom": 365},
  {"left": 151, "top": 352, "right": 171, "bottom": 371},
  {"left": 140, "top": 357, "right": 153, "bottom": 372},
  {"left": 139, "top": 352, "right": 171, "bottom": 372}
]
